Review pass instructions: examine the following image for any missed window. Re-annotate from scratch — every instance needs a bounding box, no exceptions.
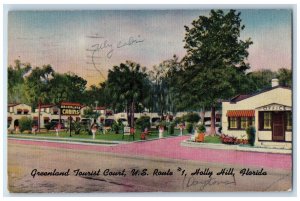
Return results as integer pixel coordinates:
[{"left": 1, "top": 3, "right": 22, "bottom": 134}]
[
  {"left": 229, "top": 116, "right": 254, "bottom": 130},
  {"left": 263, "top": 112, "right": 272, "bottom": 129},
  {"left": 286, "top": 112, "right": 292, "bottom": 131},
  {"left": 8, "top": 117, "right": 12, "bottom": 127},
  {"left": 241, "top": 117, "right": 249, "bottom": 129},
  {"left": 44, "top": 117, "right": 50, "bottom": 124},
  {"left": 251, "top": 118, "right": 255, "bottom": 126},
  {"left": 229, "top": 117, "right": 238, "bottom": 129},
  {"left": 23, "top": 110, "right": 29, "bottom": 115},
  {"left": 17, "top": 109, "right": 22, "bottom": 115}
]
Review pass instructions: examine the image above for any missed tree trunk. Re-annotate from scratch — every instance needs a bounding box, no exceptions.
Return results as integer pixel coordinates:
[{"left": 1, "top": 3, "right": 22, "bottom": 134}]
[
  {"left": 209, "top": 106, "right": 216, "bottom": 135},
  {"left": 38, "top": 100, "right": 41, "bottom": 132},
  {"left": 200, "top": 110, "right": 205, "bottom": 125},
  {"left": 130, "top": 101, "right": 135, "bottom": 128}
]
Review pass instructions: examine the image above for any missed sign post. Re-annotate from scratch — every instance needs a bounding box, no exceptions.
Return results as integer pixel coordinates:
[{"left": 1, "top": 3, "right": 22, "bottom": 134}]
[
  {"left": 69, "top": 116, "right": 72, "bottom": 137},
  {"left": 60, "top": 102, "right": 81, "bottom": 137}
]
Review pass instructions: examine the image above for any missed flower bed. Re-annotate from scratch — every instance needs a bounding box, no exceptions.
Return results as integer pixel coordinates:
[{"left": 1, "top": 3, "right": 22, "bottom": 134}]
[{"left": 220, "top": 134, "right": 248, "bottom": 145}]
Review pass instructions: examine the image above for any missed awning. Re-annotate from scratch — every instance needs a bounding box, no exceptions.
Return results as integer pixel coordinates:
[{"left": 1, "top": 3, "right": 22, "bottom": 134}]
[
  {"left": 226, "top": 110, "right": 255, "bottom": 117},
  {"left": 33, "top": 117, "right": 38, "bottom": 120},
  {"left": 8, "top": 117, "right": 12, "bottom": 121},
  {"left": 44, "top": 117, "right": 50, "bottom": 120},
  {"left": 23, "top": 109, "right": 29, "bottom": 112}
]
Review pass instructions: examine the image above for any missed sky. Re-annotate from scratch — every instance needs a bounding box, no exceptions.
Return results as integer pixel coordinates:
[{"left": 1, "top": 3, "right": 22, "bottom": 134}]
[{"left": 8, "top": 9, "right": 292, "bottom": 86}]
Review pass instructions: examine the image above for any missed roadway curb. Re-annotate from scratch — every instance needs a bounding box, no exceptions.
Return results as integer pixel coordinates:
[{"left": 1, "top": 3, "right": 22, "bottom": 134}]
[
  {"left": 181, "top": 140, "right": 292, "bottom": 154},
  {"left": 7, "top": 135, "right": 124, "bottom": 145}
]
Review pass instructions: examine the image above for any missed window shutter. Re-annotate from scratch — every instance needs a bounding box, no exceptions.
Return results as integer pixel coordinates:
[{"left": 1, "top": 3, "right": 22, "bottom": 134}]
[
  {"left": 228, "top": 117, "right": 230, "bottom": 129},
  {"left": 258, "top": 112, "right": 264, "bottom": 130},
  {"left": 237, "top": 117, "right": 241, "bottom": 129}
]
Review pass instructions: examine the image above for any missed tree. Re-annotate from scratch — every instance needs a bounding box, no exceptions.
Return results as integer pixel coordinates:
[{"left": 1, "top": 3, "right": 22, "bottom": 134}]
[
  {"left": 65, "top": 73, "right": 87, "bottom": 103},
  {"left": 106, "top": 61, "right": 150, "bottom": 128},
  {"left": 148, "top": 55, "right": 183, "bottom": 117},
  {"left": 245, "top": 69, "right": 276, "bottom": 93},
  {"left": 8, "top": 60, "right": 31, "bottom": 103},
  {"left": 183, "top": 9, "right": 253, "bottom": 134},
  {"left": 82, "top": 107, "right": 100, "bottom": 122},
  {"left": 277, "top": 68, "right": 292, "bottom": 87},
  {"left": 24, "top": 65, "right": 54, "bottom": 109},
  {"left": 83, "top": 82, "right": 110, "bottom": 108}
]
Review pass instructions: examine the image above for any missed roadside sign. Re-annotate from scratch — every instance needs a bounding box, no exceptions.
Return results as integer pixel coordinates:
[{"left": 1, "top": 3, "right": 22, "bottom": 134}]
[{"left": 60, "top": 102, "right": 81, "bottom": 116}]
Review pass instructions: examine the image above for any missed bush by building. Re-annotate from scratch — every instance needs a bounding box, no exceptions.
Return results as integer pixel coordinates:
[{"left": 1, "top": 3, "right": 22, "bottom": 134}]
[
  {"left": 135, "top": 116, "right": 151, "bottom": 131},
  {"left": 19, "top": 116, "right": 33, "bottom": 133}
]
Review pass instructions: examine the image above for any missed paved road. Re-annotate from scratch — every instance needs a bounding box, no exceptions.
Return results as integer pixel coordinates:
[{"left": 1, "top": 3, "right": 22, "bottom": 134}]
[
  {"left": 7, "top": 136, "right": 292, "bottom": 193},
  {"left": 9, "top": 136, "right": 292, "bottom": 170}
]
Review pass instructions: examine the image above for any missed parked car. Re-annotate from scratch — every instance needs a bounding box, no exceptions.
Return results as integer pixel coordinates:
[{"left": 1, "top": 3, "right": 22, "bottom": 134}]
[
  {"left": 204, "top": 120, "right": 220, "bottom": 127},
  {"left": 118, "top": 118, "right": 128, "bottom": 126},
  {"left": 104, "top": 119, "right": 115, "bottom": 127},
  {"left": 151, "top": 118, "right": 161, "bottom": 129},
  {"left": 81, "top": 118, "right": 92, "bottom": 126},
  {"left": 204, "top": 121, "right": 221, "bottom": 134},
  {"left": 47, "top": 119, "right": 66, "bottom": 130}
]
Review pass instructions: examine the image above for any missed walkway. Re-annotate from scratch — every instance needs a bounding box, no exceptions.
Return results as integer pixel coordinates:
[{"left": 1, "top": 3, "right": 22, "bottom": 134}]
[{"left": 9, "top": 136, "right": 292, "bottom": 170}]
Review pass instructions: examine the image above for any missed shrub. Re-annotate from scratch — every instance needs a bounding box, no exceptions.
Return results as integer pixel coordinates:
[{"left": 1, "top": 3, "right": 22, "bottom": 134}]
[
  {"left": 246, "top": 126, "right": 256, "bottom": 146},
  {"left": 135, "top": 116, "right": 151, "bottom": 131},
  {"left": 183, "top": 113, "right": 200, "bottom": 123},
  {"left": 197, "top": 124, "right": 206, "bottom": 133},
  {"left": 72, "top": 121, "right": 82, "bottom": 134},
  {"left": 220, "top": 134, "right": 237, "bottom": 144},
  {"left": 174, "top": 116, "right": 183, "bottom": 124},
  {"left": 111, "top": 120, "right": 124, "bottom": 134},
  {"left": 44, "top": 123, "right": 52, "bottom": 131},
  {"left": 19, "top": 116, "right": 33, "bottom": 133},
  {"left": 117, "top": 119, "right": 124, "bottom": 134},
  {"left": 186, "top": 123, "right": 194, "bottom": 134},
  {"left": 168, "top": 122, "right": 175, "bottom": 135},
  {"left": 158, "top": 120, "right": 167, "bottom": 130}
]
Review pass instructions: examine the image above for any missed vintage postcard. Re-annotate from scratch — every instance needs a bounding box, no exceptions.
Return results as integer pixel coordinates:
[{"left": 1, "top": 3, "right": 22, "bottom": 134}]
[{"left": 6, "top": 7, "right": 293, "bottom": 193}]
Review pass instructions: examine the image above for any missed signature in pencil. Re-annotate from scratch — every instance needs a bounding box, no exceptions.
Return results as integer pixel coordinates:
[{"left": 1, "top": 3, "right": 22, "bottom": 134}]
[
  {"left": 182, "top": 175, "right": 237, "bottom": 191},
  {"left": 85, "top": 34, "right": 144, "bottom": 77},
  {"left": 86, "top": 34, "right": 144, "bottom": 59}
]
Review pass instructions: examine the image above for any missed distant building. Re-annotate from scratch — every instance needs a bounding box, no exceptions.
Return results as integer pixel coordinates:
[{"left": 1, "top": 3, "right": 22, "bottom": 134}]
[
  {"left": 222, "top": 79, "right": 292, "bottom": 149},
  {"left": 34, "top": 104, "right": 60, "bottom": 128},
  {"left": 7, "top": 103, "right": 32, "bottom": 130}
]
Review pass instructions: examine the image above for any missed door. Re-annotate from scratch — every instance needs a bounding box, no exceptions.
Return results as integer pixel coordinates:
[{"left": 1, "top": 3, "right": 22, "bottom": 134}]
[{"left": 272, "top": 112, "right": 285, "bottom": 141}]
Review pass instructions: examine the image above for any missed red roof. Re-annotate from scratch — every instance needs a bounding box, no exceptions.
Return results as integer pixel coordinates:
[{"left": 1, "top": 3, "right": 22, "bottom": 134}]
[
  {"left": 226, "top": 110, "right": 255, "bottom": 117},
  {"left": 40, "top": 104, "right": 55, "bottom": 108},
  {"left": 8, "top": 103, "right": 20, "bottom": 107},
  {"left": 61, "top": 102, "right": 82, "bottom": 107},
  {"left": 230, "top": 95, "right": 251, "bottom": 102}
]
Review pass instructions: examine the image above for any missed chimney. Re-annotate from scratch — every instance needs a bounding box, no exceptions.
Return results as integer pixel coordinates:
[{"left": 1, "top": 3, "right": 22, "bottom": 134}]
[{"left": 272, "top": 78, "right": 279, "bottom": 87}]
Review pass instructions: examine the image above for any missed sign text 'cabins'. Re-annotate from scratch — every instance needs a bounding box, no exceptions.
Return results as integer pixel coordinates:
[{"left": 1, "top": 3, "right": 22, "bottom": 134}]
[{"left": 60, "top": 102, "right": 81, "bottom": 116}]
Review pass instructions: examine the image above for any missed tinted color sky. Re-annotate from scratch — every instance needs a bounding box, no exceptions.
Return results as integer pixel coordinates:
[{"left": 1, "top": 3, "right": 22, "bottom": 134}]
[{"left": 8, "top": 9, "right": 292, "bottom": 86}]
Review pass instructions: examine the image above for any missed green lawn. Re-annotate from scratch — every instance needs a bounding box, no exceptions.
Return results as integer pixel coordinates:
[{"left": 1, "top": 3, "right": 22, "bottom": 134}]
[
  {"left": 10, "top": 128, "right": 190, "bottom": 142},
  {"left": 203, "top": 135, "right": 222, "bottom": 144}
]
